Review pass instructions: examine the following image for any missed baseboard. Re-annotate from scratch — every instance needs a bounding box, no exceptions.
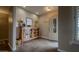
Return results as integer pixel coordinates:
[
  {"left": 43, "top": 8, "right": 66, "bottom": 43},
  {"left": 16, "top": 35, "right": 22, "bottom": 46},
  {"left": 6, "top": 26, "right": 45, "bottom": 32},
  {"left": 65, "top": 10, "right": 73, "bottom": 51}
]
[
  {"left": 40, "top": 37, "right": 58, "bottom": 42},
  {"left": 8, "top": 43, "right": 16, "bottom": 52},
  {"left": 0, "top": 39, "right": 8, "bottom": 41},
  {"left": 57, "top": 48, "right": 67, "bottom": 52},
  {"left": 8, "top": 43, "right": 13, "bottom": 51}
]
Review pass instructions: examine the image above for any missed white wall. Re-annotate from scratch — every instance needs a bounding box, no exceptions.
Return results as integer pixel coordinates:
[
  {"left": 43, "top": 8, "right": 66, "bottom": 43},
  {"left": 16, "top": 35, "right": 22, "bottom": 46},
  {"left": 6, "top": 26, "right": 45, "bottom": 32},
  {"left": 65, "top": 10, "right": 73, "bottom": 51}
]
[
  {"left": 39, "top": 11, "right": 58, "bottom": 40},
  {"left": 8, "top": 7, "right": 17, "bottom": 51},
  {"left": 8, "top": 11, "right": 13, "bottom": 51}
]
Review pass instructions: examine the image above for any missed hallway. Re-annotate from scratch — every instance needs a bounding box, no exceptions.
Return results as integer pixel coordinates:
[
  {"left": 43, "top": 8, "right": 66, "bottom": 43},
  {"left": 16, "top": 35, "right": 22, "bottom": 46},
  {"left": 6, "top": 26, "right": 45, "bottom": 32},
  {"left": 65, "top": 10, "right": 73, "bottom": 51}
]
[{"left": 16, "top": 38, "right": 58, "bottom": 52}]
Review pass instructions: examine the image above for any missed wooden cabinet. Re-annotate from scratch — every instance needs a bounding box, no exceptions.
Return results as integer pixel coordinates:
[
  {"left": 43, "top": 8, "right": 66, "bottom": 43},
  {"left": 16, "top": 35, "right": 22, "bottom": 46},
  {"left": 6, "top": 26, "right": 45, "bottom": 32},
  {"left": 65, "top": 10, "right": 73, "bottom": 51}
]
[
  {"left": 16, "top": 27, "right": 39, "bottom": 47},
  {"left": 22, "top": 27, "right": 39, "bottom": 41},
  {"left": 30, "top": 28, "right": 39, "bottom": 39}
]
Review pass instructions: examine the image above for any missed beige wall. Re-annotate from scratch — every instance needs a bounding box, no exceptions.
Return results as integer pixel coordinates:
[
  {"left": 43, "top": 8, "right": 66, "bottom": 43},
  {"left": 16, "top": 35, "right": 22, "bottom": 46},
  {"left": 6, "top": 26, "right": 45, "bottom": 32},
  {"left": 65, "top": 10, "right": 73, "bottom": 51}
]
[
  {"left": 0, "top": 7, "right": 14, "bottom": 51},
  {"left": 39, "top": 11, "right": 58, "bottom": 40},
  {"left": 0, "top": 7, "right": 11, "bottom": 40},
  {"left": 0, "top": 14, "right": 9, "bottom": 40}
]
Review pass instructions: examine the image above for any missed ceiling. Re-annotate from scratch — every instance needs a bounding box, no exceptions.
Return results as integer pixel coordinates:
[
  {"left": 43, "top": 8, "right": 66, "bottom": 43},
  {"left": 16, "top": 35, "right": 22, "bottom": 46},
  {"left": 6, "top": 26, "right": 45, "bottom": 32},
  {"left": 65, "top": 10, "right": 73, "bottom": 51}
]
[
  {"left": 0, "top": 7, "right": 12, "bottom": 18},
  {"left": 0, "top": 7, "right": 11, "bottom": 15},
  {"left": 22, "top": 6, "right": 58, "bottom": 16}
]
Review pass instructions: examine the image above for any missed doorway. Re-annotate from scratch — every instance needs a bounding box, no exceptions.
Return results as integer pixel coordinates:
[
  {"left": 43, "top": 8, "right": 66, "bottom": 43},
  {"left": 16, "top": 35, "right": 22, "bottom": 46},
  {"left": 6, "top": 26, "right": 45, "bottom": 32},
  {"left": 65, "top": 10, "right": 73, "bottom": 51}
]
[{"left": 0, "top": 7, "right": 12, "bottom": 51}]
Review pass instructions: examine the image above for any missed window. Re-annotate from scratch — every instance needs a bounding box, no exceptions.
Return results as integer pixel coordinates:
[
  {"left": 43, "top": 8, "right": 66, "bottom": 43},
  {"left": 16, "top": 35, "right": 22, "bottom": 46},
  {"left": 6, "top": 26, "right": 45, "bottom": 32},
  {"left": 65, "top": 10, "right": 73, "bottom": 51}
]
[
  {"left": 26, "top": 18, "right": 32, "bottom": 26},
  {"left": 23, "top": 17, "right": 32, "bottom": 27},
  {"left": 73, "top": 7, "right": 79, "bottom": 41}
]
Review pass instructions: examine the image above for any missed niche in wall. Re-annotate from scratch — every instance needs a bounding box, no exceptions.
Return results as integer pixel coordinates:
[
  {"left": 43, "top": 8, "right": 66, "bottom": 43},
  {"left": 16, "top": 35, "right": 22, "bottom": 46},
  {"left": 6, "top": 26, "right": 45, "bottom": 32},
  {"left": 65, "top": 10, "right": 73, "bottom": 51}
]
[{"left": 53, "top": 18, "right": 56, "bottom": 33}]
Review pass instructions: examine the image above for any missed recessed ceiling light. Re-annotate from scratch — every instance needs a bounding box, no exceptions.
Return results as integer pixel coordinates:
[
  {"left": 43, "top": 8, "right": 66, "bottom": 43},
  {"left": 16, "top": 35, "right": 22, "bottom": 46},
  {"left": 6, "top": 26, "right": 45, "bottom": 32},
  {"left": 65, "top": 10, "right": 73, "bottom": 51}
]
[
  {"left": 36, "top": 12, "right": 39, "bottom": 15},
  {"left": 44, "top": 7, "right": 51, "bottom": 11}
]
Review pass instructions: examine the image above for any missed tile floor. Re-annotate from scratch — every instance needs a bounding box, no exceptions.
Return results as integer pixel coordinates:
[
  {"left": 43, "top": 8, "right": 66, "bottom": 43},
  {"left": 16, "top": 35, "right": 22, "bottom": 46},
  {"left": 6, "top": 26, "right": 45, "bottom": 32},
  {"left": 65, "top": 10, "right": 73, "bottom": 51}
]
[{"left": 16, "top": 38, "right": 58, "bottom": 52}]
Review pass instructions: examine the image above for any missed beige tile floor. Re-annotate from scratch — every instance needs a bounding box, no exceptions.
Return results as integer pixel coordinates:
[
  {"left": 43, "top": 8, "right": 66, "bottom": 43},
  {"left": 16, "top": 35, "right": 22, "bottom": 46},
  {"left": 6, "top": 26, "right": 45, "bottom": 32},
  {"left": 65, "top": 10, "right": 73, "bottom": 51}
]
[{"left": 16, "top": 38, "right": 58, "bottom": 52}]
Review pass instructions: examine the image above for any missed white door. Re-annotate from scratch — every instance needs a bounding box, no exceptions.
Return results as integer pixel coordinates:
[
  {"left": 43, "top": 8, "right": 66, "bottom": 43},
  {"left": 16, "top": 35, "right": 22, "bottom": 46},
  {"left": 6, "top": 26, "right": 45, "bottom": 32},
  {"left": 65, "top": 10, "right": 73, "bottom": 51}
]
[{"left": 49, "top": 17, "right": 58, "bottom": 41}]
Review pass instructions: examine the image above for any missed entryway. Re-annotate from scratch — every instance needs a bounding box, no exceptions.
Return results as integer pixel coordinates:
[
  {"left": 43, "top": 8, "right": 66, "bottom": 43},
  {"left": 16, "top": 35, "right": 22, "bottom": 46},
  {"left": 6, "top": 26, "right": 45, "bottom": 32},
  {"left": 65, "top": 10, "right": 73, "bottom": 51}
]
[{"left": 14, "top": 6, "right": 58, "bottom": 52}]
